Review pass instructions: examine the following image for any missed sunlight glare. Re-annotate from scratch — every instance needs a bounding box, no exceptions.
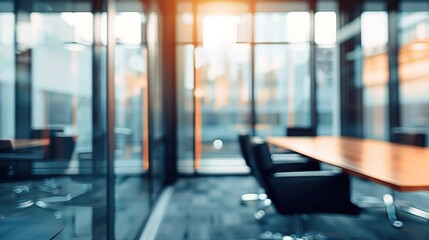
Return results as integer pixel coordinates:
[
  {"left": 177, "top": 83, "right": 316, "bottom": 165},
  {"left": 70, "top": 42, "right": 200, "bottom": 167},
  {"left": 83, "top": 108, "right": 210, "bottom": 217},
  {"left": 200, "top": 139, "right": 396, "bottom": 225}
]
[
  {"left": 286, "top": 12, "right": 309, "bottom": 43},
  {"left": 182, "top": 12, "right": 193, "bottom": 25},
  {"left": 315, "top": 12, "right": 336, "bottom": 45},
  {"left": 116, "top": 12, "right": 142, "bottom": 44},
  {"left": 203, "top": 15, "right": 240, "bottom": 47},
  {"left": 361, "top": 12, "right": 388, "bottom": 49}
]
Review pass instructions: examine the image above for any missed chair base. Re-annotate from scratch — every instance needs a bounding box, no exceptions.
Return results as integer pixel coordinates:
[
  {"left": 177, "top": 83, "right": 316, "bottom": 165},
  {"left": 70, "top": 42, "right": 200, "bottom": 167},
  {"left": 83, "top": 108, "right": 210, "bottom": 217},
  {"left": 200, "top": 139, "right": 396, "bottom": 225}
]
[
  {"left": 240, "top": 193, "right": 267, "bottom": 206},
  {"left": 254, "top": 199, "right": 272, "bottom": 220},
  {"left": 258, "top": 214, "right": 327, "bottom": 240},
  {"left": 259, "top": 231, "right": 327, "bottom": 240}
]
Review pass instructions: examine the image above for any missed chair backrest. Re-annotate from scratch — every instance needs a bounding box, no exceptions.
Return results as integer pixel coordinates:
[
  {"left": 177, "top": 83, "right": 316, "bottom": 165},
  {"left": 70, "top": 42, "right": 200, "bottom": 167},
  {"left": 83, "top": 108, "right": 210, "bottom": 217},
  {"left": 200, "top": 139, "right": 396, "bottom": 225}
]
[
  {"left": 0, "top": 140, "right": 13, "bottom": 153},
  {"left": 238, "top": 132, "right": 251, "bottom": 167},
  {"left": 391, "top": 128, "right": 427, "bottom": 147},
  {"left": 249, "top": 137, "right": 275, "bottom": 191},
  {"left": 286, "top": 127, "right": 316, "bottom": 137}
]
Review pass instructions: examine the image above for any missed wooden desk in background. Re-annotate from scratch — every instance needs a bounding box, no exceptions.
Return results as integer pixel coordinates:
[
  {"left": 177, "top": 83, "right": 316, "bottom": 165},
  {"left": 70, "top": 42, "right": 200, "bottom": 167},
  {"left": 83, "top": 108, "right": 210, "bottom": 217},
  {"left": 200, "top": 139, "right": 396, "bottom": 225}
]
[
  {"left": 266, "top": 136, "right": 429, "bottom": 227},
  {"left": 11, "top": 139, "right": 50, "bottom": 150}
]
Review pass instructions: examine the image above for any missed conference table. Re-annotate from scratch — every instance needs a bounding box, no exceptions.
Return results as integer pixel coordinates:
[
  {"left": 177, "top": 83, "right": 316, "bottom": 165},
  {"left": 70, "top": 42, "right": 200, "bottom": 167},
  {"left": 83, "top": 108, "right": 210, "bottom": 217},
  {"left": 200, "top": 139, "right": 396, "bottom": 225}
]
[{"left": 266, "top": 136, "right": 429, "bottom": 227}]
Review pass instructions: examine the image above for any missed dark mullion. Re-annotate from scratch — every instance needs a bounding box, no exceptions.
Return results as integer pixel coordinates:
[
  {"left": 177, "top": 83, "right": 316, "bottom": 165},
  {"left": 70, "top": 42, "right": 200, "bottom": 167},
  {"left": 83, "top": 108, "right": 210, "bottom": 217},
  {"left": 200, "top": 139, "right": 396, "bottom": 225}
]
[
  {"left": 160, "top": 0, "right": 178, "bottom": 184},
  {"left": 14, "top": 0, "right": 32, "bottom": 139},
  {"left": 106, "top": 0, "right": 116, "bottom": 238},
  {"left": 250, "top": 0, "right": 256, "bottom": 136},
  {"left": 192, "top": 0, "right": 198, "bottom": 173},
  {"left": 310, "top": 0, "right": 317, "bottom": 134},
  {"left": 388, "top": 0, "right": 401, "bottom": 140}
]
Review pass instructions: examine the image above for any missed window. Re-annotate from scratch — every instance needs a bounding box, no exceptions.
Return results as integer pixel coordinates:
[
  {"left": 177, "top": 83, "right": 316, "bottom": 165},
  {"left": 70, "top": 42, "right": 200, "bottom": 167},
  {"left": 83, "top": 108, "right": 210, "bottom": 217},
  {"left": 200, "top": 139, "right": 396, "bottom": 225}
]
[
  {"left": 399, "top": 1, "right": 429, "bottom": 130},
  {"left": 0, "top": 12, "right": 15, "bottom": 138},
  {"left": 361, "top": 11, "right": 389, "bottom": 140},
  {"left": 254, "top": 2, "right": 311, "bottom": 137}
]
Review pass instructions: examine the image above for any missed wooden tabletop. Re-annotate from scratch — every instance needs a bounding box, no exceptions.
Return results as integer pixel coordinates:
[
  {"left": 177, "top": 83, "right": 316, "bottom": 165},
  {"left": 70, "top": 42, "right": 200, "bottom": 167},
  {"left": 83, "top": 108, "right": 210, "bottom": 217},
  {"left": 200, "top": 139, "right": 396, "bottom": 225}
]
[{"left": 266, "top": 136, "right": 429, "bottom": 192}]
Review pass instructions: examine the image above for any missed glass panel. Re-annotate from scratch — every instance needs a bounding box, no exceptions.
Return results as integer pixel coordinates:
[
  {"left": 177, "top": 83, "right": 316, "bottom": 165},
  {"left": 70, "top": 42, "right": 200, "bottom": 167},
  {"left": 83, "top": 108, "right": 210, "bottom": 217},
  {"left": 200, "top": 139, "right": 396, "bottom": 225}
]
[
  {"left": 254, "top": 44, "right": 311, "bottom": 137},
  {"left": 361, "top": 11, "right": 388, "bottom": 140},
  {"left": 192, "top": 5, "right": 251, "bottom": 172},
  {"left": 196, "top": 42, "right": 251, "bottom": 163},
  {"left": 315, "top": 9, "right": 338, "bottom": 136},
  {"left": 316, "top": 46, "right": 337, "bottom": 135},
  {"left": 399, "top": 1, "right": 429, "bottom": 130},
  {"left": 114, "top": 44, "right": 150, "bottom": 239},
  {"left": 0, "top": 12, "right": 15, "bottom": 139},
  {"left": 254, "top": 12, "right": 310, "bottom": 43},
  {"left": 0, "top": 4, "right": 110, "bottom": 238},
  {"left": 177, "top": 44, "right": 194, "bottom": 173},
  {"left": 197, "top": 12, "right": 251, "bottom": 44},
  {"left": 31, "top": 13, "right": 93, "bottom": 147},
  {"left": 114, "top": 2, "right": 150, "bottom": 238}
]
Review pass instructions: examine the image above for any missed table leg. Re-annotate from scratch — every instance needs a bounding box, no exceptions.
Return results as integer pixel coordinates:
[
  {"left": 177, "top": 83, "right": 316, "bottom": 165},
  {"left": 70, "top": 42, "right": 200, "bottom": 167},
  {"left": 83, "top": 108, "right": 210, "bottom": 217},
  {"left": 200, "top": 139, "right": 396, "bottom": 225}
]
[
  {"left": 383, "top": 193, "right": 403, "bottom": 228},
  {"left": 397, "top": 203, "right": 429, "bottom": 220}
]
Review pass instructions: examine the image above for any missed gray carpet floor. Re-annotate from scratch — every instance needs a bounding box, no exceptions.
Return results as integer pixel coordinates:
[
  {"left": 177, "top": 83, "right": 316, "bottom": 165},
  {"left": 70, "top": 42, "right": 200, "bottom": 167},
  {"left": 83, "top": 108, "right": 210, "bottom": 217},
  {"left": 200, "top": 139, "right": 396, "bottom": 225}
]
[{"left": 154, "top": 175, "right": 429, "bottom": 240}]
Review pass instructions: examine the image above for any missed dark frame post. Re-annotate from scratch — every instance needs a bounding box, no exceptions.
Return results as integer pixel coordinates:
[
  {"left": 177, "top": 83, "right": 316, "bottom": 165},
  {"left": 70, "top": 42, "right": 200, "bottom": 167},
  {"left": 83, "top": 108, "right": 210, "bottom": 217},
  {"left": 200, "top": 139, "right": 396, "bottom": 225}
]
[
  {"left": 388, "top": 0, "right": 401, "bottom": 140},
  {"left": 310, "top": 0, "right": 317, "bottom": 134}
]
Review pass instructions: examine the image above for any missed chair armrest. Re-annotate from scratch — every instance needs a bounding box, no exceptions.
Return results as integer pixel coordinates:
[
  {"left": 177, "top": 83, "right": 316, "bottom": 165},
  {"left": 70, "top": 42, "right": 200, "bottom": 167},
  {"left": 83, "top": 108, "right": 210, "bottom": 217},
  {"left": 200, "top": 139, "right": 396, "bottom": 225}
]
[
  {"left": 273, "top": 170, "right": 340, "bottom": 177},
  {"left": 268, "top": 171, "right": 360, "bottom": 215},
  {"left": 271, "top": 153, "right": 305, "bottom": 161}
]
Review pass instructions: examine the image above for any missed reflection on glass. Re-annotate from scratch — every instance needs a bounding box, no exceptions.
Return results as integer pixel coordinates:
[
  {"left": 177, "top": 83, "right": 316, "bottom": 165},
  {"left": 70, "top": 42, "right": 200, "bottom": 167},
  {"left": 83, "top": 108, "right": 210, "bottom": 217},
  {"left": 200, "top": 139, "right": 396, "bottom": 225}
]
[
  {"left": 193, "top": 10, "right": 251, "bottom": 169},
  {"left": 196, "top": 43, "right": 251, "bottom": 159},
  {"left": 255, "top": 44, "right": 310, "bottom": 137},
  {"left": 114, "top": 45, "right": 146, "bottom": 168},
  {"left": 254, "top": 12, "right": 309, "bottom": 43},
  {"left": 315, "top": 10, "right": 337, "bottom": 135},
  {"left": 399, "top": 5, "right": 429, "bottom": 129},
  {"left": 114, "top": 8, "right": 150, "bottom": 239},
  {"left": 31, "top": 12, "right": 93, "bottom": 161},
  {"left": 0, "top": 8, "right": 109, "bottom": 239},
  {"left": 316, "top": 47, "right": 336, "bottom": 135},
  {"left": 0, "top": 13, "right": 15, "bottom": 138},
  {"left": 361, "top": 11, "right": 388, "bottom": 140},
  {"left": 177, "top": 45, "right": 194, "bottom": 172}
]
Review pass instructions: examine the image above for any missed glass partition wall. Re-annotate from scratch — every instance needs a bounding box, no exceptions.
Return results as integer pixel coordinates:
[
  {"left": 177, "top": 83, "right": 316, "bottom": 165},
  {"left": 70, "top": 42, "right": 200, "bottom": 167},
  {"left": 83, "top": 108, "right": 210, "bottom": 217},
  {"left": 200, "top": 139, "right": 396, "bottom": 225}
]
[
  {"left": 176, "top": 0, "right": 339, "bottom": 174},
  {"left": 398, "top": 1, "right": 429, "bottom": 131},
  {"left": 0, "top": 0, "right": 160, "bottom": 239},
  {"left": 339, "top": 0, "right": 429, "bottom": 142}
]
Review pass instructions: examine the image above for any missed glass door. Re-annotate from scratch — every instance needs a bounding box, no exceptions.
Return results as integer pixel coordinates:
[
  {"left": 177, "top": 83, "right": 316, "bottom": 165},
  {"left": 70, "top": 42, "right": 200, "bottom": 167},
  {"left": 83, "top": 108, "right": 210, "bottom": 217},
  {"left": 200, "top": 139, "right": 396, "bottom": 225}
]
[{"left": 194, "top": 2, "right": 251, "bottom": 173}]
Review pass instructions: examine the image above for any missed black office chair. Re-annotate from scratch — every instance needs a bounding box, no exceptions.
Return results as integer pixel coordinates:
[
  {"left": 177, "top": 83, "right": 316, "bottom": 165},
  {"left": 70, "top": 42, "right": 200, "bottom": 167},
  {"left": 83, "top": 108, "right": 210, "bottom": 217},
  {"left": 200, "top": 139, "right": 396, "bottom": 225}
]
[
  {"left": 391, "top": 128, "right": 426, "bottom": 147},
  {"left": 250, "top": 137, "right": 360, "bottom": 238},
  {"left": 239, "top": 132, "right": 319, "bottom": 174},
  {"left": 286, "top": 127, "right": 316, "bottom": 137},
  {"left": 238, "top": 132, "right": 320, "bottom": 219}
]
